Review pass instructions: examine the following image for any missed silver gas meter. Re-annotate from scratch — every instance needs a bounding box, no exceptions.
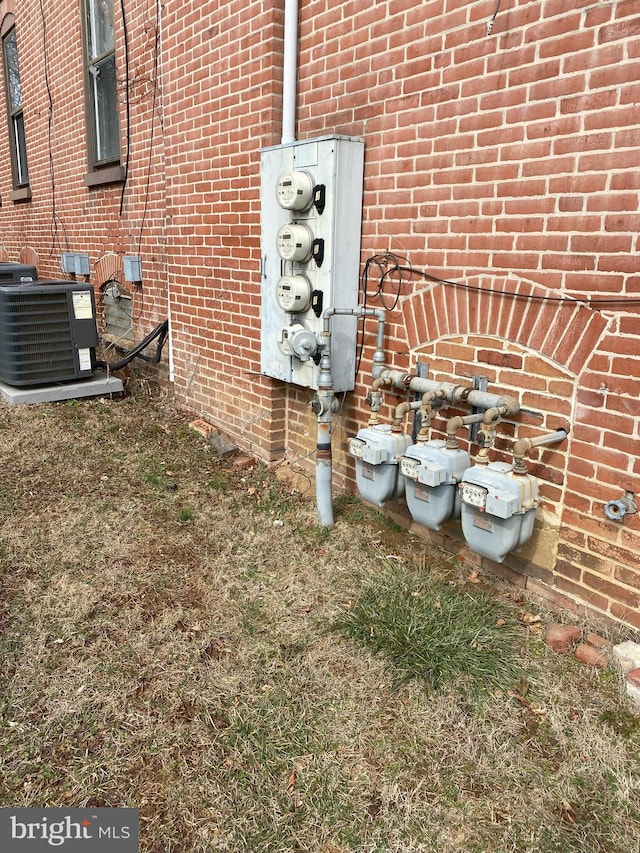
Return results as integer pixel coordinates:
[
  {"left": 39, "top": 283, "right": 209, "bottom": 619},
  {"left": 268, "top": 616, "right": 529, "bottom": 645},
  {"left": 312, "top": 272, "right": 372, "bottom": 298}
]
[
  {"left": 276, "top": 170, "right": 315, "bottom": 211},
  {"left": 348, "top": 424, "right": 412, "bottom": 508},
  {"left": 459, "top": 461, "right": 539, "bottom": 563},
  {"left": 278, "top": 324, "right": 318, "bottom": 362},
  {"left": 276, "top": 223, "right": 314, "bottom": 262},
  {"left": 276, "top": 274, "right": 312, "bottom": 313},
  {"left": 399, "top": 439, "right": 470, "bottom": 531}
]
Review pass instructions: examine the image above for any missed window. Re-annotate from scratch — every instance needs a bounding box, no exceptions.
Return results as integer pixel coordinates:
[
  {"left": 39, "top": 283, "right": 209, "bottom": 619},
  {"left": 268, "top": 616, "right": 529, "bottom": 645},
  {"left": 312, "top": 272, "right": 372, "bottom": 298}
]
[
  {"left": 83, "top": 0, "right": 123, "bottom": 185},
  {"left": 2, "top": 21, "right": 30, "bottom": 201}
]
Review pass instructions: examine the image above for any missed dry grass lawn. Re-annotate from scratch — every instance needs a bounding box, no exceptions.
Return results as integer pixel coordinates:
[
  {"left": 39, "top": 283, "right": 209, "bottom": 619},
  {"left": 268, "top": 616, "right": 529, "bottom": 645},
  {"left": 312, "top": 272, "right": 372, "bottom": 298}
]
[{"left": 1, "top": 389, "right": 639, "bottom": 852}]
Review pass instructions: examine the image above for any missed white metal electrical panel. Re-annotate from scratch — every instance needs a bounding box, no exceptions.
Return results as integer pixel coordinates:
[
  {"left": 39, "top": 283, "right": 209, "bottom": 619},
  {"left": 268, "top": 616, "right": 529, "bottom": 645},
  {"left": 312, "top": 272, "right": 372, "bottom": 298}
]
[{"left": 260, "top": 135, "right": 365, "bottom": 392}]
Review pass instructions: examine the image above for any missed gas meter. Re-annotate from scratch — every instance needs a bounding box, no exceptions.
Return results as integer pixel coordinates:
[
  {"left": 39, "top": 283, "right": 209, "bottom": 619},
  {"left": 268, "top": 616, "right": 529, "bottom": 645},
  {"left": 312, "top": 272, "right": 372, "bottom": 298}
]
[
  {"left": 459, "top": 461, "right": 539, "bottom": 563},
  {"left": 278, "top": 324, "right": 318, "bottom": 362},
  {"left": 399, "top": 440, "right": 470, "bottom": 531},
  {"left": 348, "top": 424, "right": 412, "bottom": 508}
]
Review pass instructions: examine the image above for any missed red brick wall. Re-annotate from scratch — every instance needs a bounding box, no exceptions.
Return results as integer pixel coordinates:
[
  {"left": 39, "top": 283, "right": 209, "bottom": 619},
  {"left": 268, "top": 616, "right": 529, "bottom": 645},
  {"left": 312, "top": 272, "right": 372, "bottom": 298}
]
[
  {"left": 293, "top": 0, "right": 640, "bottom": 628},
  {"left": 161, "top": 0, "right": 287, "bottom": 453},
  {"left": 0, "top": 0, "right": 167, "bottom": 333},
  {"left": 2, "top": 0, "right": 638, "bottom": 629}
]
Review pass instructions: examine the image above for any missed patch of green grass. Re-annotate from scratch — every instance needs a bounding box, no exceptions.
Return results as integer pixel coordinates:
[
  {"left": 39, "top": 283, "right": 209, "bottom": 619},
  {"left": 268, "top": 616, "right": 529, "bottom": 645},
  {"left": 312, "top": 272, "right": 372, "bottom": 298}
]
[
  {"left": 599, "top": 707, "right": 640, "bottom": 739},
  {"left": 207, "top": 469, "right": 230, "bottom": 492},
  {"left": 237, "top": 598, "right": 272, "bottom": 638},
  {"left": 243, "top": 464, "right": 298, "bottom": 515},
  {"left": 332, "top": 564, "right": 522, "bottom": 696},
  {"left": 144, "top": 466, "right": 177, "bottom": 492}
]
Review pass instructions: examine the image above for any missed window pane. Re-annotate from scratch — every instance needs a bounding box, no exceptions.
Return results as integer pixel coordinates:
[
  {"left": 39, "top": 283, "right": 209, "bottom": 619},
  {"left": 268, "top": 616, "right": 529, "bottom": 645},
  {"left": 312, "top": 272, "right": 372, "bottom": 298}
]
[
  {"left": 4, "top": 29, "right": 22, "bottom": 111},
  {"left": 86, "top": 0, "right": 114, "bottom": 61},
  {"left": 92, "top": 54, "right": 120, "bottom": 163},
  {"left": 13, "top": 113, "right": 28, "bottom": 185},
  {"left": 3, "top": 25, "right": 29, "bottom": 190}
]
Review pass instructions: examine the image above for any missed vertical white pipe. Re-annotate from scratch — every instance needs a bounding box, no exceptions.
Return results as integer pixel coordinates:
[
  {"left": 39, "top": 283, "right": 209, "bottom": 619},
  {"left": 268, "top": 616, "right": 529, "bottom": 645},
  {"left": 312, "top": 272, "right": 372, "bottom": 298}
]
[
  {"left": 155, "top": 0, "right": 174, "bottom": 382},
  {"left": 282, "top": 0, "right": 299, "bottom": 144}
]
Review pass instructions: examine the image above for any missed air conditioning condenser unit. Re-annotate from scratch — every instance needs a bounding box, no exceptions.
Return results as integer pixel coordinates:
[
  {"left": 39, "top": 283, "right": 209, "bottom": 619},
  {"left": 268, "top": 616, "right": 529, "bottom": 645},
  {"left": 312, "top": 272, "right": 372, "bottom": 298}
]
[{"left": 0, "top": 281, "right": 98, "bottom": 387}]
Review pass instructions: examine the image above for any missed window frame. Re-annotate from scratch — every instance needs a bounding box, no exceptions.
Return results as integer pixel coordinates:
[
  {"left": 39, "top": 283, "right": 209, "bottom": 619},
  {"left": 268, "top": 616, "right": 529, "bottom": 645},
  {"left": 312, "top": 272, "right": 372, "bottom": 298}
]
[
  {"left": 81, "top": 0, "right": 124, "bottom": 187},
  {"left": 1, "top": 17, "right": 31, "bottom": 202}
]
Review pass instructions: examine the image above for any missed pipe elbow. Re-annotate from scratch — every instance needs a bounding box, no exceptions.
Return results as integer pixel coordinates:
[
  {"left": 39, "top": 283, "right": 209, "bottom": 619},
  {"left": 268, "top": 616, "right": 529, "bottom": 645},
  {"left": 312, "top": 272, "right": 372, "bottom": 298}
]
[
  {"left": 372, "top": 376, "right": 391, "bottom": 393},
  {"left": 482, "top": 406, "right": 503, "bottom": 426},
  {"left": 395, "top": 401, "right": 413, "bottom": 419},
  {"left": 446, "top": 415, "right": 465, "bottom": 435},
  {"left": 497, "top": 395, "right": 520, "bottom": 415},
  {"left": 392, "top": 400, "right": 413, "bottom": 431},
  {"left": 512, "top": 437, "right": 533, "bottom": 459}
]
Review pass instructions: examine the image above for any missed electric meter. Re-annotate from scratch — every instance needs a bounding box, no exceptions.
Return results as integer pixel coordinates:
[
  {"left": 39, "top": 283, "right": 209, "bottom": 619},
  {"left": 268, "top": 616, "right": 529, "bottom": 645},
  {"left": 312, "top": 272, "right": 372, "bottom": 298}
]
[
  {"left": 276, "top": 170, "right": 315, "bottom": 211},
  {"left": 276, "top": 223, "right": 314, "bottom": 262},
  {"left": 276, "top": 274, "right": 312, "bottom": 313},
  {"left": 461, "top": 482, "right": 488, "bottom": 509}
]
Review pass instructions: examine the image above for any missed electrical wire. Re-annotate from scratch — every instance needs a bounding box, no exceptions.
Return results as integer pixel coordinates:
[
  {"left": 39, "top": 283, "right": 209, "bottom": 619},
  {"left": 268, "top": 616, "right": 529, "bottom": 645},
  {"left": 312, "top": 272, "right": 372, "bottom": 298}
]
[
  {"left": 487, "top": 0, "right": 502, "bottom": 35},
  {"left": 137, "top": 0, "right": 161, "bottom": 255},
  {"left": 39, "top": 0, "right": 69, "bottom": 256},
  {"left": 353, "top": 251, "right": 409, "bottom": 378},
  {"left": 395, "top": 265, "right": 640, "bottom": 307},
  {"left": 359, "top": 253, "right": 640, "bottom": 309},
  {"left": 96, "top": 319, "right": 168, "bottom": 370},
  {"left": 360, "top": 251, "right": 411, "bottom": 310},
  {"left": 118, "top": 0, "right": 131, "bottom": 216}
]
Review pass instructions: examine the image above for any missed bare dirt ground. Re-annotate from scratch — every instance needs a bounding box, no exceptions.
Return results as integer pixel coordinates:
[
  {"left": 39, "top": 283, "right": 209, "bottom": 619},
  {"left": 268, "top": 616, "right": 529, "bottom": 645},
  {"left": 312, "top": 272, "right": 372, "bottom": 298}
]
[{"left": 1, "top": 389, "right": 638, "bottom": 852}]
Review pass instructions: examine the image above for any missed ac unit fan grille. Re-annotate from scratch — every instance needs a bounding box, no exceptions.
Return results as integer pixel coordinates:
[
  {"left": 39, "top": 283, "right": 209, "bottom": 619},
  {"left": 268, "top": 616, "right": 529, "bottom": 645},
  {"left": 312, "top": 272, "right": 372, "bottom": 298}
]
[{"left": 0, "top": 284, "right": 97, "bottom": 386}]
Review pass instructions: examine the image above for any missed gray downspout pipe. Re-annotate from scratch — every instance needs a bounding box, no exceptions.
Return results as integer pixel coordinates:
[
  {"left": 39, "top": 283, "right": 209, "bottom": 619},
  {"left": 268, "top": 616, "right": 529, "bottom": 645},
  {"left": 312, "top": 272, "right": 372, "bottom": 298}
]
[{"left": 282, "top": 0, "right": 299, "bottom": 144}]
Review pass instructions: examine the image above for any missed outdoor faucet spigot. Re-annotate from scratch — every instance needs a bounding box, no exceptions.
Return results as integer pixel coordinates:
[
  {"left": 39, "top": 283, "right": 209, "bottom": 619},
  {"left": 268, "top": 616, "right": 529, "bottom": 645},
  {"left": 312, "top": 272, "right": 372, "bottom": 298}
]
[{"left": 604, "top": 491, "right": 637, "bottom": 522}]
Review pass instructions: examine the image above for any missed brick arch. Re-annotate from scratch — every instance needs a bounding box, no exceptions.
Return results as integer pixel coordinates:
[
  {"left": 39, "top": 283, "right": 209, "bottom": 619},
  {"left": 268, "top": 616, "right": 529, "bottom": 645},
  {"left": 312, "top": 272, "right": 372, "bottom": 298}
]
[
  {"left": 94, "top": 253, "right": 124, "bottom": 285},
  {"left": 401, "top": 280, "right": 609, "bottom": 377},
  {"left": 19, "top": 246, "right": 39, "bottom": 267},
  {"left": 410, "top": 330, "right": 575, "bottom": 507},
  {"left": 1, "top": 9, "right": 16, "bottom": 39}
]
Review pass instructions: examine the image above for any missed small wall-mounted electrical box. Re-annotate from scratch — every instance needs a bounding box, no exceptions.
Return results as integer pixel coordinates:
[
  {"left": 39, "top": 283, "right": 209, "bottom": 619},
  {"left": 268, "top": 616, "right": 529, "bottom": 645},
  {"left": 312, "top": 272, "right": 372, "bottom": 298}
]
[
  {"left": 399, "top": 440, "right": 470, "bottom": 531},
  {"left": 260, "top": 135, "right": 365, "bottom": 392},
  {"left": 123, "top": 256, "right": 142, "bottom": 284},
  {"left": 61, "top": 252, "right": 90, "bottom": 276},
  {"left": 348, "top": 424, "right": 412, "bottom": 508}
]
